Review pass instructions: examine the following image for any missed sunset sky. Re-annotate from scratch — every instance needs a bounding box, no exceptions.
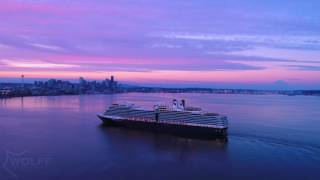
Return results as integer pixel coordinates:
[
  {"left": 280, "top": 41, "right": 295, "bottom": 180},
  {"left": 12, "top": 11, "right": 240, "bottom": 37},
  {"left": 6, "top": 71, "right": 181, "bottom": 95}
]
[{"left": 0, "top": 0, "right": 320, "bottom": 89}]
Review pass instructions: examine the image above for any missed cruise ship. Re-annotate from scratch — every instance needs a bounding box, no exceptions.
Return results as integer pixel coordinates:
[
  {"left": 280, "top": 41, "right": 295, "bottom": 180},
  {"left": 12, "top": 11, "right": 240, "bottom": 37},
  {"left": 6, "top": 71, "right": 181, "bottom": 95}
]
[{"left": 97, "top": 99, "right": 228, "bottom": 138}]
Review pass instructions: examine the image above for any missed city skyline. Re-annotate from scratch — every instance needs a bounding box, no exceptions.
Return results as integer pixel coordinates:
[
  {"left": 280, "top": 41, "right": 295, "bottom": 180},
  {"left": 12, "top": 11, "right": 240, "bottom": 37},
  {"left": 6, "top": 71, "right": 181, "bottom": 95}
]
[{"left": 1, "top": 0, "right": 320, "bottom": 89}]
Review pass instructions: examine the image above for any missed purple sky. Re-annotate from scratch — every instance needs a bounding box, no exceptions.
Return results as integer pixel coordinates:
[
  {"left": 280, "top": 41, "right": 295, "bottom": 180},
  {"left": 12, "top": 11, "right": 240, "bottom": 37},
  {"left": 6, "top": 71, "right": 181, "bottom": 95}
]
[{"left": 0, "top": 0, "right": 320, "bottom": 89}]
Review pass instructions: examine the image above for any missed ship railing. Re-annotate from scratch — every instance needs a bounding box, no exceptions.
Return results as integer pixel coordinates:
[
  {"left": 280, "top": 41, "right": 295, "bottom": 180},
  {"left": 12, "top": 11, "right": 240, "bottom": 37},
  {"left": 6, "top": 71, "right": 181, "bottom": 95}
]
[
  {"left": 128, "top": 116, "right": 155, "bottom": 122},
  {"left": 127, "top": 116, "right": 227, "bottom": 129},
  {"left": 159, "top": 120, "right": 227, "bottom": 129}
]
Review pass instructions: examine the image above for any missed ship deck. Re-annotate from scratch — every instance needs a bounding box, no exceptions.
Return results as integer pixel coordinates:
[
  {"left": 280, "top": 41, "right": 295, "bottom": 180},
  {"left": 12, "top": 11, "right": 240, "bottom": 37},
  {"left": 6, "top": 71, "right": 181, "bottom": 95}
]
[{"left": 98, "top": 114, "right": 227, "bottom": 129}]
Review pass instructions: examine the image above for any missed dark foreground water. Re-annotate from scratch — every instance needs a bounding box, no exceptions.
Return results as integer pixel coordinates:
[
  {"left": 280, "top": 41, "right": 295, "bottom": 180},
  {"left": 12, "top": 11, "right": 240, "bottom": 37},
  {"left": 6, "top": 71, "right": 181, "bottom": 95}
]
[{"left": 0, "top": 93, "right": 319, "bottom": 180}]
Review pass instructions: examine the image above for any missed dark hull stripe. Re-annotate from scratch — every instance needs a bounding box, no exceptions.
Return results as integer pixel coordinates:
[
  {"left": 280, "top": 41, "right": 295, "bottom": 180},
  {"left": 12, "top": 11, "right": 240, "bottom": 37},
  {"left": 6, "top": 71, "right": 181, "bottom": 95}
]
[{"left": 98, "top": 115, "right": 228, "bottom": 139}]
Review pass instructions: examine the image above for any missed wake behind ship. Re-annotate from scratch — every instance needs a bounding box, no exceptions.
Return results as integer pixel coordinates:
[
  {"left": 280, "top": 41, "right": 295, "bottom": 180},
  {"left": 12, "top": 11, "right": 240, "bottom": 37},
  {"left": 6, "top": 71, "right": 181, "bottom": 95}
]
[{"left": 98, "top": 99, "right": 228, "bottom": 138}]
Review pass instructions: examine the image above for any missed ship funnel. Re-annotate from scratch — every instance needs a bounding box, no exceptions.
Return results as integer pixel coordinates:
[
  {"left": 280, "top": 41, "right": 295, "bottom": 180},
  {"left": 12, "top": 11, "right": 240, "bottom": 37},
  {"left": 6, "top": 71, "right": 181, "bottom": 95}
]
[
  {"left": 172, "top": 99, "right": 178, "bottom": 110},
  {"left": 178, "top": 99, "right": 186, "bottom": 110}
]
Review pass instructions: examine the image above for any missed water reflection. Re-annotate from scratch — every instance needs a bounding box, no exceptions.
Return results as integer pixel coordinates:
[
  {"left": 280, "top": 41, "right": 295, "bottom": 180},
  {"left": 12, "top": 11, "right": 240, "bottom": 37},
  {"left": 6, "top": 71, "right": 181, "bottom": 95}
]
[
  {"left": 20, "top": 97, "right": 24, "bottom": 109},
  {"left": 97, "top": 124, "right": 228, "bottom": 159}
]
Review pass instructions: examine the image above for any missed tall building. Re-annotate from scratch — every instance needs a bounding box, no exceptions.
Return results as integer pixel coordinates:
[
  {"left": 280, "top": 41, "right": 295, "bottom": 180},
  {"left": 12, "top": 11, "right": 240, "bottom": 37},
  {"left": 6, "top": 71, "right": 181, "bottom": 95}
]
[
  {"left": 47, "top": 79, "right": 57, "bottom": 88},
  {"left": 79, "top": 77, "right": 87, "bottom": 94},
  {"left": 111, "top": 76, "right": 114, "bottom": 83},
  {"left": 79, "top": 77, "right": 87, "bottom": 86},
  {"left": 109, "top": 75, "right": 116, "bottom": 91}
]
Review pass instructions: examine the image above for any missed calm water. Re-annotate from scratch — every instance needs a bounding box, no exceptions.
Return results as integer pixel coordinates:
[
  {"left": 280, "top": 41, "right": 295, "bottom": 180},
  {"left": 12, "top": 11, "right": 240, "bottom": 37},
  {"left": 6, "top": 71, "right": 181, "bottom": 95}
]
[{"left": 0, "top": 93, "right": 320, "bottom": 180}]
